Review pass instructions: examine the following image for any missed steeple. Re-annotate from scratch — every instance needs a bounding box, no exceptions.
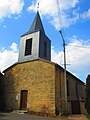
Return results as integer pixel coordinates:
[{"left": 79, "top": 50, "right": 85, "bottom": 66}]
[
  {"left": 18, "top": 11, "right": 51, "bottom": 63},
  {"left": 29, "top": 11, "right": 45, "bottom": 33},
  {"left": 21, "top": 11, "right": 45, "bottom": 37}
]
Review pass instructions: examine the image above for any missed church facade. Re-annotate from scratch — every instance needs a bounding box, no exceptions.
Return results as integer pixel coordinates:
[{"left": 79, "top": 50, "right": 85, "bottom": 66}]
[{"left": 0, "top": 12, "right": 86, "bottom": 115}]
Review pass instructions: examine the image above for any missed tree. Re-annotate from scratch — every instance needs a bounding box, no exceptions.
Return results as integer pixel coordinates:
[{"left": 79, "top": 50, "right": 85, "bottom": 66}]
[{"left": 85, "top": 75, "right": 90, "bottom": 114}]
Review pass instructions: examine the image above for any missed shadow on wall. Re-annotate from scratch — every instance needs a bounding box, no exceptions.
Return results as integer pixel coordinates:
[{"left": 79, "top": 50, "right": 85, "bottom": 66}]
[
  {"left": 0, "top": 70, "right": 17, "bottom": 112},
  {"left": 0, "top": 74, "right": 6, "bottom": 112}
]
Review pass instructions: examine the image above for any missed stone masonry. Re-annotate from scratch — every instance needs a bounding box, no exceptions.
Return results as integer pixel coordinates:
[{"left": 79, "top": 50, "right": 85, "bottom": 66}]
[
  {"left": 1, "top": 59, "right": 86, "bottom": 115},
  {"left": 2, "top": 59, "right": 56, "bottom": 115}
]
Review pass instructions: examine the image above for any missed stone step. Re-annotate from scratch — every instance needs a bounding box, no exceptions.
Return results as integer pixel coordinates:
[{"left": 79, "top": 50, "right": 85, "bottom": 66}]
[{"left": 12, "top": 110, "right": 28, "bottom": 114}]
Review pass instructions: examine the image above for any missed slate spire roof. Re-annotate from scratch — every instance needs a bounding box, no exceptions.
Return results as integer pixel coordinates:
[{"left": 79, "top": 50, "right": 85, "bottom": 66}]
[{"left": 21, "top": 11, "right": 45, "bottom": 37}]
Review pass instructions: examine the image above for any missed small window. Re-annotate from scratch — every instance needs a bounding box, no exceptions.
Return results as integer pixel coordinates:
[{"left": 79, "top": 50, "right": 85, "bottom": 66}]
[
  {"left": 44, "top": 41, "right": 47, "bottom": 57},
  {"left": 25, "top": 38, "right": 32, "bottom": 56},
  {"left": 67, "top": 79, "right": 70, "bottom": 96},
  {"left": 76, "top": 83, "right": 78, "bottom": 97},
  {"left": 60, "top": 81, "right": 62, "bottom": 98}
]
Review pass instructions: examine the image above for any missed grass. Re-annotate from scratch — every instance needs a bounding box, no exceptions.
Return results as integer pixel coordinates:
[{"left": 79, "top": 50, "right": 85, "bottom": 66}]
[{"left": 86, "top": 114, "right": 90, "bottom": 120}]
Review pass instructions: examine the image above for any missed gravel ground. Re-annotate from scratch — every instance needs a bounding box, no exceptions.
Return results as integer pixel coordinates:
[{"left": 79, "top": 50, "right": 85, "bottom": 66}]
[
  {"left": 0, "top": 112, "right": 61, "bottom": 120},
  {"left": 0, "top": 112, "right": 88, "bottom": 120}
]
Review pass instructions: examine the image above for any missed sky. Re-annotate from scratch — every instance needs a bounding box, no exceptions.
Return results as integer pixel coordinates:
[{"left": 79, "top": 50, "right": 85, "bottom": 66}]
[{"left": 0, "top": 0, "right": 90, "bottom": 83}]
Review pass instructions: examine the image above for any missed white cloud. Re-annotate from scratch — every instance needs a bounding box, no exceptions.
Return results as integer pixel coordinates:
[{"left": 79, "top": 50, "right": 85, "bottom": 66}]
[
  {"left": 0, "top": 0, "right": 24, "bottom": 20},
  {"left": 57, "top": 0, "right": 79, "bottom": 10},
  {"left": 28, "top": 0, "right": 79, "bottom": 13},
  {"left": 51, "top": 37, "right": 90, "bottom": 80},
  {"left": 66, "top": 39, "right": 90, "bottom": 73},
  {"left": 28, "top": 0, "right": 90, "bottom": 29},
  {"left": 80, "top": 8, "right": 90, "bottom": 20},
  {"left": 27, "top": 0, "right": 80, "bottom": 29},
  {"left": 10, "top": 42, "right": 18, "bottom": 52},
  {"left": 0, "top": 42, "right": 18, "bottom": 71},
  {"left": 50, "top": 10, "right": 79, "bottom": 29}
]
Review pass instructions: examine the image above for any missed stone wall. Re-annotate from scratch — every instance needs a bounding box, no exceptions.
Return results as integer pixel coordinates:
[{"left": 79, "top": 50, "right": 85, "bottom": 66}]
[
  {"left": 0, "top": 73, "right": 2, "bottom": 110},
  {"left": 0, "top": 72, "right": 5, "bottom": 111},
  {"left": 1, "top": 59, "right": 86, "bottom": 115},
  {"left": 3, "top": 59, "right": 56, "bottom": 115},
  {"left": 80, "top": 102, "right": 86, "bottom": 114},
  {"left": 55, "top": 65, "right": 86, "bottom": 114}
]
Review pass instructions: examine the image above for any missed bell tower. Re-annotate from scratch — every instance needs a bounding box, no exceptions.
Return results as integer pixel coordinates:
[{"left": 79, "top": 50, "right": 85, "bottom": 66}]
[{"left": 18, "top": 11, "right": 51, "bottom": 63}]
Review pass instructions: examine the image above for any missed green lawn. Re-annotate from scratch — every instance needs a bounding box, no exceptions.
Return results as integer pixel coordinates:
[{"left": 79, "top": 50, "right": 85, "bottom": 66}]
[{"left": 86, "top": 114, "right": 90, "bottom": 120}]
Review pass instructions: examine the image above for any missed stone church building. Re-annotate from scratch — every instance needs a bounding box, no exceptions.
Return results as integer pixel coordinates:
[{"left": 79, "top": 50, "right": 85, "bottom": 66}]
[{"left": 0, "top": 12, "right": 86, "bottom": 115}]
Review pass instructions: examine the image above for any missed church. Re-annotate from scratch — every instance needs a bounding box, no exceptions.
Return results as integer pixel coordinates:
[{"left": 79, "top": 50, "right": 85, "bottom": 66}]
[{"left": 0, "top": 11, "right": 86, "bottom": 115}]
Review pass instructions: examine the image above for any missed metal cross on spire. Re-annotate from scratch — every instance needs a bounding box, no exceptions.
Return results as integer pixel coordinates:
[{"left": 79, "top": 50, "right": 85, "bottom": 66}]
[{"left": 37, "top": 3, "right": 39, "bottom": 12}]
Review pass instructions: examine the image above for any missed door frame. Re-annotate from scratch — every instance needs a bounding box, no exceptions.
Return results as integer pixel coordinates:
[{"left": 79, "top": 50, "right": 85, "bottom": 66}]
[{"left": 20, "top": 90, "right": 28, "bottom": 110}]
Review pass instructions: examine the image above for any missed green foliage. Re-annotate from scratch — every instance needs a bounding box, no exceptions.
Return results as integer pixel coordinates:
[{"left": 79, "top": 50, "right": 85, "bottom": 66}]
[{"left": 85, "top": 75, "right": 90, "bottom": 114}]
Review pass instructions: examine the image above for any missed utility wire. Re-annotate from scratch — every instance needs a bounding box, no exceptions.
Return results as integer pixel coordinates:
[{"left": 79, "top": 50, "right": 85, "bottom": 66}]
[
  {"left": 67, "top": 45, "right": 90, "bottom": 48},
  {"left": 52, "top": 44, "right": 90, "bottom": 49}
]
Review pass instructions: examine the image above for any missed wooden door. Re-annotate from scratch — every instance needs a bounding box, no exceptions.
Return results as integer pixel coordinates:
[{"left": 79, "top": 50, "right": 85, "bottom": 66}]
[
  {"left": 20, "top": 90, "right": 28, "bottom": 110},
  {"left": 71, "top": 100, "right": 81, "bottom": 114}
]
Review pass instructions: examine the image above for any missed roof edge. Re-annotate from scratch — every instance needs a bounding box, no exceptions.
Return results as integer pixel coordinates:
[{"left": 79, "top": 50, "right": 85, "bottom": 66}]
[
  {"left": 3, "top": 58, "right": 85, "bottom": 85},
  {"left": 55, "top": 64, "right": 85, "bottom": 85}
]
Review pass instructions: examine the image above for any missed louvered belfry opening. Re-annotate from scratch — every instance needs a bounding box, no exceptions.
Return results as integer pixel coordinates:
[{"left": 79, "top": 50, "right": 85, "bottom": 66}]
[{"left": 25, "top": 38, "right": 32, "bottom": 56}]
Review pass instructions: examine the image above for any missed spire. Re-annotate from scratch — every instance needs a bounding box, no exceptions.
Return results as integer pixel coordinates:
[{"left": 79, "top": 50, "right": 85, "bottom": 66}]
[
  {"left": 21, "top": 11, "right": 45, "bottom": 37},
  {"left": 29, "top": 11, "right": 45, "bottom": 33}
]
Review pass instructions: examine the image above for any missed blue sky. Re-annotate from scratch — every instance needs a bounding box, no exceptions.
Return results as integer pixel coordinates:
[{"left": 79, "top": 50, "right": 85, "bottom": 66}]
[{"left": 0, "top": 0, "right": 90, "bottom": 83}]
